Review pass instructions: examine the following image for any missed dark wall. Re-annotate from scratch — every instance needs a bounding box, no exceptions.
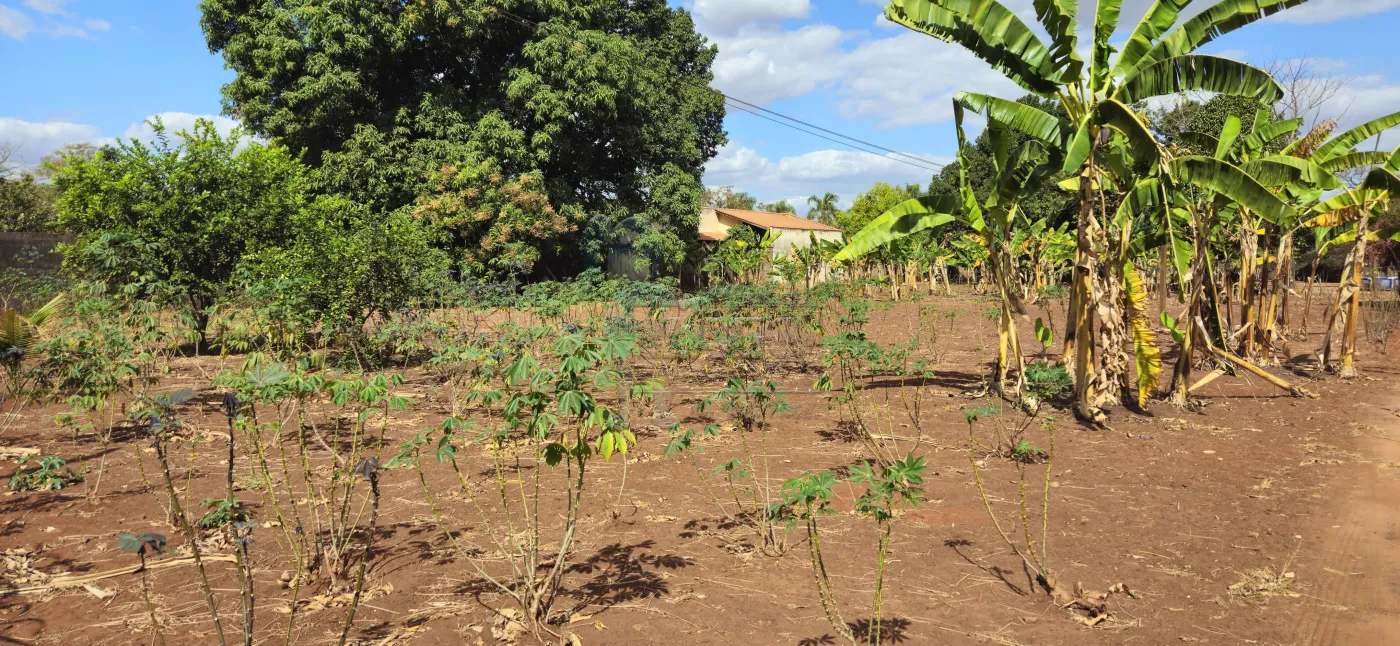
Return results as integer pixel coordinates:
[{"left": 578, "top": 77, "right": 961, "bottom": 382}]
[{"left": 0, "top": 233, "right": 71, "bottom": 273}]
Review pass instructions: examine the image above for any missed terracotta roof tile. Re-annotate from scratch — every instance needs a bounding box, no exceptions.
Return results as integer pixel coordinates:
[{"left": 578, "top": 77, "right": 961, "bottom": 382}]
[{"left": 713, "top": 208, "right": 841, "bottom": 232}]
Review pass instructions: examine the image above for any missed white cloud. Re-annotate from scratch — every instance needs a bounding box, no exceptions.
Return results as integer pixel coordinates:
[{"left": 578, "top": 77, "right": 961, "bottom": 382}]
[
  {"left": 46, "top": 23, "right": 85, "bottom": 38},
  {"left": 1317, "top": 75, "right": 1400, "bottom": 150},
  {"left": 82, "top": 18, "right": 109, "bottom": 32},
  {"left": 122, "top": 112, "right": 243, "bottom": 142},
  {"left": 0, "top": 117, "right": 106, "bottom": 169},
  {"left": 704, "top": 142, "right": 950, "bottom": 210},
  {"left": 0, "top": 5, "right": 34, "bottom": 40},
  {"left": 694, "top": 0, "right": 809, "bottom": 35},
  {"left": 0, "top": 112, "right": 249, "bottom": 172},
  {"left": 711, "top": 25, "right": 1022, "bottom": 129},
  {"left": 710, "top": 24, "right": 851, "bottom": 105},
  {"left": 1271, "top": 0, "right": 1400, "bottom": 23},
  {"left": 21, "top": 0, "right": 65, "bottom": 16},
  {"left": 835, "top": 32, "right": 1026, "bottom": 129}
]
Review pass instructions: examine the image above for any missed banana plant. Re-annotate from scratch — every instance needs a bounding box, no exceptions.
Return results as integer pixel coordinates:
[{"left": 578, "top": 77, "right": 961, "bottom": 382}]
[
  {"left": 885, "top": 0, "right": 1303, "bottom": 422},
  {"left": 837, "top": 105, "right": 1054, "bottom": 400},
  {"left": 1283, "top": 111, "right": 1400, "bottom": 376},
  {"left": 0, "top": 294, "right": 65, "bottom": 399}
]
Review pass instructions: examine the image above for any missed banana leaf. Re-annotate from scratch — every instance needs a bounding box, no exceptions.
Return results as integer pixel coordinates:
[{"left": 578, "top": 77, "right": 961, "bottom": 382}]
[{"left": 1115, "top": 54, "right": 1283, "bottom": 105}]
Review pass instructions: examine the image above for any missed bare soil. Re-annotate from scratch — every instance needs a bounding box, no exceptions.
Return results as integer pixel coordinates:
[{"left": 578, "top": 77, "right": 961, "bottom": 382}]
[{"left": 3, "top": 291, "right": 1398, "bottom": 645}]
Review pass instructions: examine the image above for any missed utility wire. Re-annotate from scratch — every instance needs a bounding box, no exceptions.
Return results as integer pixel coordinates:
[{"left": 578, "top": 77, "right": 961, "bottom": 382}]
[
  {"left": 722, "top": 94, "right": 942, "bottom": 169},
  {"left": 723, "top": 100, "right": 945, "bottom": 173},
  {"left": 493, "top": 9, "right": 944, "bottom": 174}
]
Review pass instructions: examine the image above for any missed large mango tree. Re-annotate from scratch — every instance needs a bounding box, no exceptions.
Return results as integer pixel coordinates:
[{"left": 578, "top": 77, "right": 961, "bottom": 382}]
[{"left": 881, "top": 0, "right": 1305, "bottom": 422}]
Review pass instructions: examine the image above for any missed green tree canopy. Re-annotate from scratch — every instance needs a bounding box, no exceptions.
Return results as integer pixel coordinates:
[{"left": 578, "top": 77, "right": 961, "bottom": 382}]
[
  {"left": 52, "top": 119, "right": 306, "bottom": 332},
  {"left": 807, "top": 192, "right": 840, "bottom": 226},
  {"left": 1145, "top": 93, "right": 1284, "bottom": 155},
  {"left": 702, "top": 186, "right": 758, "bottom": 210},
  {"left": 201, "top": 0, "right": 727, "bottom": 276},
  {"left": 758, "top": 199, "right": 797, "bottom": 214},
  {"left": 839, "top": 183, "right": 921, "bottom": 235},
  {"left": 0, "top": 175, "right": 57, "bottom": 232}
]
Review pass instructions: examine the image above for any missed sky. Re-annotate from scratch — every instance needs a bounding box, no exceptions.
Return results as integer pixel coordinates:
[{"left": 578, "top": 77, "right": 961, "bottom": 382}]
[{"left": 2, "top": 0, "right": 1399, "bottom": 216}]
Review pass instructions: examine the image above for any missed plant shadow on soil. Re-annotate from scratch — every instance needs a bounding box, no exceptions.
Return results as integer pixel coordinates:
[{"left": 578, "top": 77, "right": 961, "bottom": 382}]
[{"left": 799, "top": 616, "right": 913, "bottom": 645}]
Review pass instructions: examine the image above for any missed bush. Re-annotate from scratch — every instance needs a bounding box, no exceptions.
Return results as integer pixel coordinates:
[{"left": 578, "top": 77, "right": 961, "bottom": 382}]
[
  {"left": 238, "top": 197, "right": 451, "bottom": 329},
  {"left": 52, "top": 118, "right": 308, "bottom": 339}
]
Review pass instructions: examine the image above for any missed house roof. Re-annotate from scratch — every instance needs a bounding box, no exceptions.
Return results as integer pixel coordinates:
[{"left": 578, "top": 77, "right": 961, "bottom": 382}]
[
  {"left": 698, "top": 231, "right": 728, "bottom": 242},
  {"left": 713, "top": 208, "right": 842, "bottom": 232}
]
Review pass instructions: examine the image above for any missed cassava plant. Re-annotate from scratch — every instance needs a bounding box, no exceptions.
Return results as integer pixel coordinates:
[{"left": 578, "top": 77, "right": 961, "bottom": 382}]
[
  {"left": 142, "top": 391, "right": 228, "bottom": 646},
  {"left": 116, "top": 531, "right": 169, "bottom": 646},
  {"left": 965, "top": 409, "right": 1058, "bottom": 599},
  {"left": 697, "top": 378, "right": 794, "bottom": 555},
  {"left": 784, "top": 452, "right": 927, "bottom": 645},
  {"left": 391, "top": 327, "right": 641, "bottom": 632}
]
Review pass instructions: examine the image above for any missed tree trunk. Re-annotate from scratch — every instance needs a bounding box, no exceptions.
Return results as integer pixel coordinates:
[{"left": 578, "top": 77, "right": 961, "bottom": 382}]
[
  {"left": 1339, "top": 209, "right": 1370, "bottom": 377},
  {"left": 1070, "top": 159, "right": 1102, "bottom": 424}
]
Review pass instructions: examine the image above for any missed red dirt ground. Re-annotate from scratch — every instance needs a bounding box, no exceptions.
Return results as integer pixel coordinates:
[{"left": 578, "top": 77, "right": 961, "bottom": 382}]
[{"left": 3, "top": 291, "right": 1399, "bottom": 646}]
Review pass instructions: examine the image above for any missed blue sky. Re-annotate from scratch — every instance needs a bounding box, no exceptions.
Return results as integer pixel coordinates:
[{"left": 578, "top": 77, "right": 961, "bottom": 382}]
[{"left": 3, "top": 0, "right": 1399, "bottom": 214}]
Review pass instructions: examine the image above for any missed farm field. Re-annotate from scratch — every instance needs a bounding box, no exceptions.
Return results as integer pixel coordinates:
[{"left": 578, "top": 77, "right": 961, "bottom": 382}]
[
  {"left": 3, "top": 289, "right": 1398, "bottom": 646},
  {"left": 4, "top": 1, "right": 1400, "bottom": 645}
]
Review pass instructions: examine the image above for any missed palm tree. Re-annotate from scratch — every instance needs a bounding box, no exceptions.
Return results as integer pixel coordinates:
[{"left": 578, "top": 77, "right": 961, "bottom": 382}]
[
  {"left": 881, "top": 0, "right": 1302, "bottom": 423},
  {"left": 807, "top": 192, "right": 840, "bottom": 226}
]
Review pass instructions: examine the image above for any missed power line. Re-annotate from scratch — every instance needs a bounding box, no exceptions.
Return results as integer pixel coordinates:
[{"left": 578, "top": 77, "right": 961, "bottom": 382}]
[
  {"left": 492, "top": 9, "right": 944, "bottom": 175},
  {"left": 723, "top": 100, "right": 945, "bottom": 173},
  {"left": 723, "top": 95, "right": 942, "bottom": 169}
]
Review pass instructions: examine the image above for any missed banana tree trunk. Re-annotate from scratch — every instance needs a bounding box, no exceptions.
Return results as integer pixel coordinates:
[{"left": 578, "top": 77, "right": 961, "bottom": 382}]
[
  {"left": 1301, "top": 256, "right": 1319, "bottom": 334},
  {"left": 1278, "top": 236, "right": 1294, "bottom": 330},
  {"left": 1238, "top": 217, "right": 1259, "bottom": 359},
  {"left": 1070, "top": 160, "right": 1102, "bottom": 423},
  {"left": 1339, "top": 210, "right": 1370, "bottom": 377},
  {"left": 1258, "top": 234, "right": 1288, "bottom": 365},
  {"left": 990, "top": 246, "right": 1025, "bottom": 399},
  {"left": 1171, "top": 209, "right": 1213, "bottom": 405}
]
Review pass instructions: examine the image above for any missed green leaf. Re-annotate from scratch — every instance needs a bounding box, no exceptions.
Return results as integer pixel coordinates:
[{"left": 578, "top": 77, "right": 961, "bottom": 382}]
[
  {"left": 991, "top": 140, "right": 1053, "bottom": 227},
  {"left": 1112, "top": 0, "right": 1192, "bottom": 80},
  {"left": 1062, "top": 99, "right": 1159, "bottom": 173},
  {"left": 1167, "top": 155, "right": 1293, "bottom": 225},
  {"left": 1113, "top": 178, "right": 1164, "bottom": 229},
  {"left": 1239, "top": 156, "right": 1342, "bottom": 190},
  {"left": 1090, "top": 0, "right": 1121, "bottom": 91},
  {"left": 1176, "top": 130, "right": 1220, "bottom": 154},
  {"left": 543, "top": 442, "right": 568, "bottom": 467},
  {"left": 1032, "top": 0, "right": 1085, "bottom": 83},
  {"left": 1313, "top": 109, "right": 1400, "bottom": 163},
  {"left": 834, "top": 196, "right": 960, "bottom": 261},
  {"left": 598, "top": 432, "right": 616, "bottom": 461},
  {"left": 1318, "top": 151, "right": 1394, "bottom": 174},
  {"left": 887, "top": 0, "right": 1065, "bottom": 95},
  {"left": 1160, "top": 311, "right": 1186, "bottom": 344},
  {"left": 1139, "top": 0, "right": 1313, "bottom": 67},
  {"left": 953, "top": 92, "right": 1072, "bottom": 148},
  {"left": 1361, "top": 167, "right": 1400, "bottom": 194},
  {"left": 1216, "top": 115, "right": 1242, "bottom": 161},
  {"left": 1115, "top": 55, "right": 1283, "bottom": 105},
  {"left": 1240, "top": 117, "right": 1303, "bottom": 157},
  {"left": 1034, "top": 318, "right": 1053, "bottom": 347}
]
